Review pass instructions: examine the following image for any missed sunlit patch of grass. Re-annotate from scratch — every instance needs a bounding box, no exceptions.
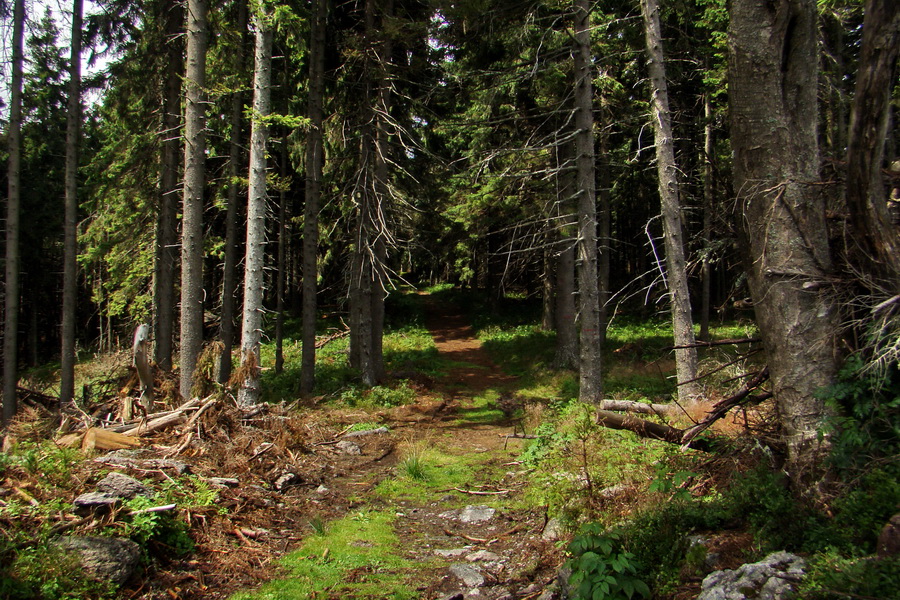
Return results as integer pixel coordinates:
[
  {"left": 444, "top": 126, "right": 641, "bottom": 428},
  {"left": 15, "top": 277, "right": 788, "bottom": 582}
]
[
  {"left": 375, "top": 445, "right": 477, "bottom": 503},
  {"left": 453, "top": 389, "right": 506, "bottom": 425},
  {"left": 230, "top": 510, "right": 419, "bottom": 600}
]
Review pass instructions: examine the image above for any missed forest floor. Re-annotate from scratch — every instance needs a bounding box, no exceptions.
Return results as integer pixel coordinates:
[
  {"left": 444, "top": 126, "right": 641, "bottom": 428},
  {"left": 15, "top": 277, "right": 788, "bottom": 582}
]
[{"left": 131, "top": 295, "right": 567, "bottom": 599}]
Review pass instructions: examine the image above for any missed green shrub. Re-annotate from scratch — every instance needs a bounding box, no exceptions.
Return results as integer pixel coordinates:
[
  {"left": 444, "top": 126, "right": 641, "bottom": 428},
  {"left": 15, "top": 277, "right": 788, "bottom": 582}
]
[
  {"left": 567, "top": 526, "right": 650, "bottom": 600},
  {"left": 798, "top": 552, "right": 900, "bottom": 599}
]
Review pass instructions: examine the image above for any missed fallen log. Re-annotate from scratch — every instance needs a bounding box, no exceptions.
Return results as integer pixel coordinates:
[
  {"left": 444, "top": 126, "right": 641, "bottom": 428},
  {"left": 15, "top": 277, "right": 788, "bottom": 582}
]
[
  {"left": 595, "top": 410, "right": 712, "bottom": 452},
  {"left": 680, "top": 367, "right": 771, "bottom": 445},
  {"left": 599, "top": 399, "right": 677, "bottom": 415}
]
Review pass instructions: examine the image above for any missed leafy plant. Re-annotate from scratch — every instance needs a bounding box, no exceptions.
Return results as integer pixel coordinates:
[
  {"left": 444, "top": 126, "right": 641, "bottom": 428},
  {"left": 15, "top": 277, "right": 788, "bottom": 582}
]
[
  {"left": 567, "top": 526, "right": 651, "bottom": 600},
  {"left": 121, "top": 496, "right": 194, "bottom": 555}
]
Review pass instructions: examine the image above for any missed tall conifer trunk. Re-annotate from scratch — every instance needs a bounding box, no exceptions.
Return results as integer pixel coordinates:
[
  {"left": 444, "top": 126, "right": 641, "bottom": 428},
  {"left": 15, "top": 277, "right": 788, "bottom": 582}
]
[
  {"left": 154, "top": 0, "right": 185, "bottom": 372},
  {"left": 300, "top": 0, "right": 327, "bottom": 394},
  {"left": 3, "top": 0, "right": 25, "bottom": 424},
  {"left": 641, "top": 0, "right": 700, "bottom": 403},
  {"left": 237, "top": 1, "right": 273, "bottom": 406},
  {"left": 729, "top": 0, "right": 839, "bottom": 486},
  {"left": 61, "top": 0, "right": 84, "bottom": 405},
  {"left": 573, "top": 0, "right": 602, "bottom": 403},
  {"left": 180, "top": 0, "right": 209, "bottom": 400}
]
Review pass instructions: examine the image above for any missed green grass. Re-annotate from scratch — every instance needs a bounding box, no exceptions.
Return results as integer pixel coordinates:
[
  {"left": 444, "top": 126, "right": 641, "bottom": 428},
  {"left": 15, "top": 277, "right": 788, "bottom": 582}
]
[
  {"left": 374, "top": 445, "right": 479, "bottom": 503},
  {"left": 229, "top": 510, "right": 419, "bottom": 600}
]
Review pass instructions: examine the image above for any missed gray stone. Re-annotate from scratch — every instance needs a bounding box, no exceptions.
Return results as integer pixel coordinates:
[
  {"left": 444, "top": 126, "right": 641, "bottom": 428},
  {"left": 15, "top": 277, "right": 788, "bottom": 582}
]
[
  {"left": 73, "top": 491, "right": 120, "bottom": 516},
  {"left": 542, "top": 518, "right": 564, "bottom": 542},
  {"left": 450, "top": 563, "right": 485, "bottom": 587},
  {"left": 698, "top": 551, "right": 806, "bottom": 600},
  {"left": 436, "top": 548, "right": 470, "bottom": 558},
  {"left": 343, "top": 426, "right": 389, "bottom": 438},
  {"left": 335, "top": 440, "right": 362, "bottom": 455},
  {"left": 438, "top": 594, "right": 464, "bottom": 600},
  {"left": 53, "top": 536, "right": 141, "bottom": 586},
  {"left": 96, "top": 472, "right": 151, "bottom": 499},
  {"left": 459, "top": 505, "right": 495, "bottom": 523},
  {"left": 274, "top": 472, "right": 302, "bottom": 491},
  {"left": 466, "top": 550, "right": 500, "bottom": 562},
  {"left": 209, "top": 477, "right": 239, "bottom": 487}
]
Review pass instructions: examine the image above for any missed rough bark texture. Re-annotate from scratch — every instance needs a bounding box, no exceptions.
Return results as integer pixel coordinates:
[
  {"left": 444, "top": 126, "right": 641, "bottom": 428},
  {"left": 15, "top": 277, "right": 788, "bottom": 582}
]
[
  {"left": 845, "top": 0, "right": 900, "bottom": 286},
  {"left": 179, "top": 0, "right": 209, "bottom": 400},
  {"left": 3, "top": 0, "right": 25, "bottom": 424},
  {"left": 641, "top": 0, "right": 700, "bottom": 403},
  {"left": 573, "top": 0, "right": 602, "bottom": 403},
  {"left": 61, "top": 0, "right": 83, "bottom": 405},
  {"left": 700, "top": 93, "right": 713, "bottom": 341},
  {"left": 237, "top": 5, "right": 273, "bottom": 407},
  {"left": 300, "top": 0, "right": 327, "bottom": 395},
  {"left": 218, "top": 0, "right": 248, "bottom": 384},
  {"left": 729, "top": 0, "right": 840, "bottom": 487},
  {"left": 554, "top": 142, "right": 578, "bottom": 369},
  {"left": 154, "top": 0, "right": 184, "bottom": 372},
  {"left": 275, "top": 131, "right": 288, "bottom": 375}
]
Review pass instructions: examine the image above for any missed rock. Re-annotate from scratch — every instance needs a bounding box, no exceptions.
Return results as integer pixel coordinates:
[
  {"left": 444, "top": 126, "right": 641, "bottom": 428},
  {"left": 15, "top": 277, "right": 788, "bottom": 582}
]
[
  {"left": 274, "top": 472, "right": 302, "bottom": 491},
  {"left": 450, "top": 563, "right": 485, "bottom": 587},
  {"left": 315, "top": 485, "right": 329, "bottom": 494},
  {"left": 73, "top": 491, "right": 121, "bottom": 516},
  {"left": 438, "top": 594, "right": 464, "bottom": 600},
  {"left": 698, "top": 551, "right": 806, "bottom": 600},
  {"left": 343, "top": 426, "right": 389, "bottom": 438},
  {"left": 96, "top": 472, "right": 151, "bottom": 500},
  {"left": 876, "top": 513, "right": 900, "bottom": 557},
  {"left": 335, "top": 440, "right": 362, "bottom": 455},
  {"left": 542, "top": 518, "right": 564, "bottom": 542},
  {"left": 209, "top": 477, "right": 240, "bottom": 487},
  {"left": 466, "top": 550, "right": 500, "bottom": 562},
  {"left": 459, "top": 505, "right": 495, "bottom": 523},
  {"left": 436, "top": 548, "right": 470, "bottom": 558},
  {"left": 53, "top": 536, "right": 141, "bottom": 586}
]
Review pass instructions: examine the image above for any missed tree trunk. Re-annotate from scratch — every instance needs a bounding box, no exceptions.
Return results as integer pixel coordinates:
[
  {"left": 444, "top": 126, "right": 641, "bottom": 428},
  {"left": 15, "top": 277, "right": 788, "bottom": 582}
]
[
  {"left": 237, "top": 3, "right": 273, "bottom": 407},
  {"left": 844, "top": 0, "right": 900, "bottom": 286},
  {"left": 641, "top": 0, "right": 700, "bottom": 403},
  {"left": 699, "top": 92, "right": 713, "bottom": 342},
  {"left": 180, "top": 0, "right": 209, "bottom": 400},
  {"left": 3, "top": 0, "right": 25, "bottom": 424},
  {"left": 729, "top": 0, "right": 840, "bottom": 487},
  {"left": 573, "top": 0, "right": 602, "bottom": 403},
  {"left": 61, "top": 0, "right": 84, "bottom": 405},
  {"left": 300, "top": 0, "right": 327, "bottom": 395},
  {"left": 218, "top": 0, "right": 248, "bottom": 384},
  {"left": 154, "top": 0, "right": 184, "bottom": 372},
  {"left": 275, "top": 130, "right": 288, "bottom": 376},
  {"left": 554, "top": 141, "right": 578, "bottom": 369}
]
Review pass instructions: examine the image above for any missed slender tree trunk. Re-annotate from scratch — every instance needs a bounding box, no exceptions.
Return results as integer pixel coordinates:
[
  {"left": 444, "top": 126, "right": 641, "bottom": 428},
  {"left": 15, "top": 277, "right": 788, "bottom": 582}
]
[
  {"left": 845, "top": 0, "right": 900, "bottom": 286},
  {"left": 237, "top": 2, "right": 273, "bottom": 406},
  {"left": 729, "top": 0, "right": 840, "bottom": 487},
  {"left": 275, "top": 129, "right": 288, "bottom": 375},
  {"left": 641, "top": 0, "right": 700, "bottom": 403},
  {"left": 3, "top": 0, "right": 25, "bottom": 424},
  {"left": 300, "top": 0, "right": 327, "bottom": 394},
  {"left": 60, "top": 0, "right": 84, "bottom": 405},
  {"left": 218, "top": 0, "right": 248, "bottom": 384},
  {"left": 573, "top": 0, "right": 602, "bottom": 403},
  {"left": 555, "top": 141, "right": 578, "bottom": 369},
  {"left": 699, "top": 93, "right": 713, "bottom": 341},
  {"left": 154, "top": 0, "right": 184, "bottom": 372},
  {"left": 179, "top": 0, "right": 209, "bottom": 400},
  {"left": 597, "top": 131, "right": 611, "bottom": 349}
]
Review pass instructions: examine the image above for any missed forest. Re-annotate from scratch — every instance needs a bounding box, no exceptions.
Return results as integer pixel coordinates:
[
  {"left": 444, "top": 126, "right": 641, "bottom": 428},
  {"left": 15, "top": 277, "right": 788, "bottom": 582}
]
[{"left": 1, "top": 0, "right": 899, "bottom": 597}]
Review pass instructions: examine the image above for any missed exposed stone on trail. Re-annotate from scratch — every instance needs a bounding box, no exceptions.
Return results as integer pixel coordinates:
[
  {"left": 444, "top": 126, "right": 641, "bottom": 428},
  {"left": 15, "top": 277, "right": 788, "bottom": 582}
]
[
  {"left": 541, "top": 518, "right": 564, "bottom": 541},
  {"left": 73, "top": 491, "right": 120, "bottom": 515},
  {"left": 273, "top": 472, "right": 302, "bottom": 491},
  {"left": 437, "top": 593, "right": 464, "bottom": 600},
  {"left": 449, "top": 562, "right": 485, "bottom": 587},
  {"left": 436, "top": 548, "right": 470, "bottom": 558},
  {"left": 53, "top": 535, "right": 141, "bottom": 585},
  {"left": 459, "top": 505, "right": 496, "bottom": 523},
  {"left": 96, "top": 472, "right": 151, "bottom": 499},
  {"left": 208, "top": 477, "right": 239, "bottom": 487},
  {"left": 467, "top": 550, "right": 500, "bottom": 562},
  {"left": 343, "top": 426, "right": 389, "bottom": 438},
  {"left": 697, "top": 551, "right": 806, "bottom": 600},
  {"left": 335, "top": 440, "right": 362, "bottom": 455}
]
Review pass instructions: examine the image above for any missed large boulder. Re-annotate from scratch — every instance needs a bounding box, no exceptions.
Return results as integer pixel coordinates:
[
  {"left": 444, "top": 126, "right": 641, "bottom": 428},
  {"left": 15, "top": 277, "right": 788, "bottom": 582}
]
[
  {"left": 53, "top": 536, "right": 142, "bottom": 586},
  {"left": 697, "top": 551, "right": 806, "bottom": 600}
]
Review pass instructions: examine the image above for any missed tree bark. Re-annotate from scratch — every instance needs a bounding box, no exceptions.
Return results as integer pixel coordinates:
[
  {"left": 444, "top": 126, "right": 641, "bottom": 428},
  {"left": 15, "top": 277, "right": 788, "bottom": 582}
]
[
  {"left": 554, "top": 141, "right": 578, "bottom": 369},
  {"left": 641, "top": 0, "right": 700, "bottom": 403},
  {"left": 573, "top": 0, "right": 603, "bottom": 403},
  {"left": 237, "top": 2, "right": 273, "bottom": 406},
  {"left": 699, "top": 92, "right": 713, "bottom": 342},
  {"left": 180, "top": 0, "right": 209, "bottom": 400},
  {"left": 3, "top": 0, "right": 25, "bottom": 424},
  {"left": 61, "top": 0, "right": 84, "bottom": 405},
  {"left": 729, "top": 0, "right": 840, "bottom": 487},
  {"left": 844, "top": 0, "right": 900, "bottom": 286},
  {"left": 300, "top": 0, "right": 327, "bottom": 395},
  {"left": 218, "top": 0, "right": 248, "bottom": 384},
  {"left": 154, "top": 0, "right": 185, "bottom": 372},
  {"left": 275, "top": 130, "right": 288, "bottom": 375}
]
